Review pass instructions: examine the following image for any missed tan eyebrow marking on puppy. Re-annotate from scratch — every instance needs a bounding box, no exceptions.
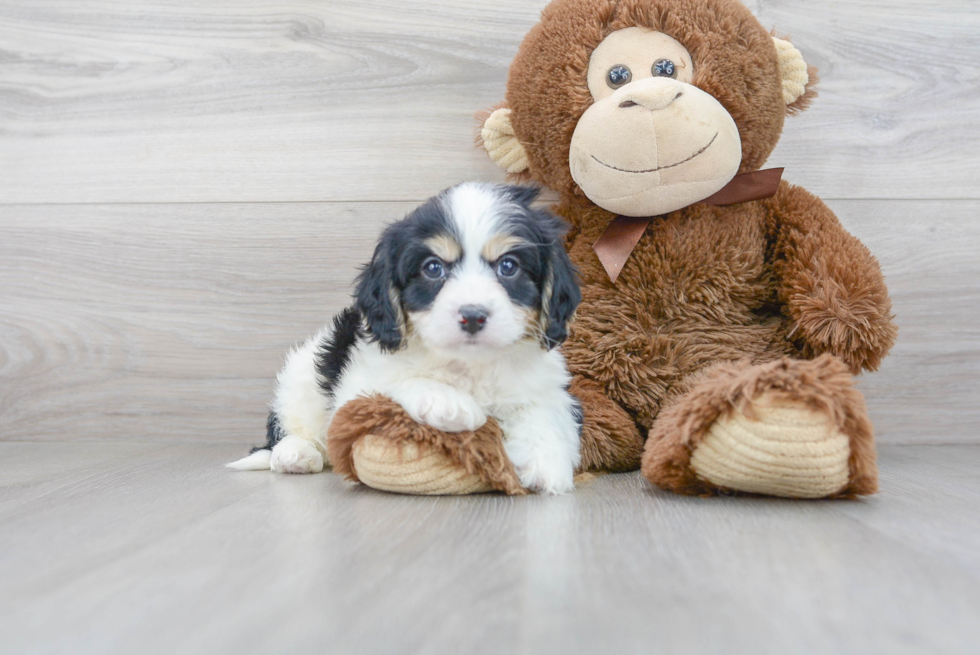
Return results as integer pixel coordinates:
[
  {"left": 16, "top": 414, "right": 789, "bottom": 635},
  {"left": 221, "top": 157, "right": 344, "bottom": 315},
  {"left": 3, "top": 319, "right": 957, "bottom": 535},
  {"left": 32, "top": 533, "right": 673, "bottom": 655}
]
[
  {"left": 424, "top": 234, "right": 462, "bottom": 262},
  {"left": 482, "top": 234, "right": 529, "bottom": 262}
]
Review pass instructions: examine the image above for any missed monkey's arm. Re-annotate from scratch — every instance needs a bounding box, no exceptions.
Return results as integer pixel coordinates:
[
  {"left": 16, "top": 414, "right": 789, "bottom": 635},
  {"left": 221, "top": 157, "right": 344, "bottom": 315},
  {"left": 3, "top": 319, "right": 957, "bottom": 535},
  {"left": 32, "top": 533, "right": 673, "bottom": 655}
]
[{"left": 769, "top": 183, "right": 897, "bottom": 373}]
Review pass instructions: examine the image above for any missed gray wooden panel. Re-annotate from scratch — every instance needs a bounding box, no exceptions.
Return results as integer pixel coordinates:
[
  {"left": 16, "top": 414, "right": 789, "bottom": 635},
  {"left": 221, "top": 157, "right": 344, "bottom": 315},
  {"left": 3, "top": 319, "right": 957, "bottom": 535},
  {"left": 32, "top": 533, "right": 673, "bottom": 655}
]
[
  {"left": 0, "top": 0, "right": 531, "bottom": 204},
  {"left": 752, "top": 0, "right": 980, "bottom": 200},
  {"left": 0, "top": 199, "right": 977, "bottom": 445},
  {"left": 1, "top": 0, "right": 977, "bottom": 203},
  {"left": 0, "top": 201, "right": 413, "bottom": 444},
  {"left": 1, "top": 442, "right": 978, "bottom": 654},
  {"left": 829, "top": 199, "right": 980, "bottom": 444}
]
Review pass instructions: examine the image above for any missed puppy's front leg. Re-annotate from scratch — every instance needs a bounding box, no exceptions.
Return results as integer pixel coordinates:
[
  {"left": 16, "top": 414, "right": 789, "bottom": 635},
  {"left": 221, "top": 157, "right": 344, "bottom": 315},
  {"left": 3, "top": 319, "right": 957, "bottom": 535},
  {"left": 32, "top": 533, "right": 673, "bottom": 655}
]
[
  {"left": 500, "top": 394, "right": 582, "bottom": 495},
  {"left": 388, "top": 380, "right": 487, "bottom": 433}
]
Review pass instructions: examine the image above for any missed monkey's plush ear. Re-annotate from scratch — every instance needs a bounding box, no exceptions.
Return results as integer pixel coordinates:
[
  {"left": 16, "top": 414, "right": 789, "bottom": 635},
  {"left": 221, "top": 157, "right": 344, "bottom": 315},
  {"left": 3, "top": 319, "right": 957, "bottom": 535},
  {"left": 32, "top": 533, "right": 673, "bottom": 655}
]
[
  {"left": 478, "top": 106, "right": 530, "bottom": 174},
  {"left": 773, "top": 37, "right": 818, "bottom": 114}
]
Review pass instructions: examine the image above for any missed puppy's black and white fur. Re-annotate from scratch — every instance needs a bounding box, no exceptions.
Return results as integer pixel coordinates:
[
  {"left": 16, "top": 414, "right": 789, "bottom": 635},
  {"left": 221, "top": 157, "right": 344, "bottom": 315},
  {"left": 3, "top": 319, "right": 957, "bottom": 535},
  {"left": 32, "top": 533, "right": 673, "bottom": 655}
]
[{"left": 228, "top": 182, "right": 584, "bottom": 494}]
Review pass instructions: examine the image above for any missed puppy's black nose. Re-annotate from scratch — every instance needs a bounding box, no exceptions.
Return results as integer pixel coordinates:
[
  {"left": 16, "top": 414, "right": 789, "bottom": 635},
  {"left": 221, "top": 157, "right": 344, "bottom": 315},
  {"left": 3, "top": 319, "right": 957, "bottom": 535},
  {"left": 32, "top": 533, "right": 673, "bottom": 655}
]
[{"left": 459, "top": 305, "right": 489, "bottom": 335}]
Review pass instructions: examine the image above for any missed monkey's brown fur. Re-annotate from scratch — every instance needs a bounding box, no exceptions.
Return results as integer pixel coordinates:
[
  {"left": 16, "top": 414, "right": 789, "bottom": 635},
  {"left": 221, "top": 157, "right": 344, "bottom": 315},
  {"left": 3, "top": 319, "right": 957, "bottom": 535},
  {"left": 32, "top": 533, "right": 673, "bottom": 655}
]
[{"left": 329, "top": 0, "right": 896, "bottom": 497}]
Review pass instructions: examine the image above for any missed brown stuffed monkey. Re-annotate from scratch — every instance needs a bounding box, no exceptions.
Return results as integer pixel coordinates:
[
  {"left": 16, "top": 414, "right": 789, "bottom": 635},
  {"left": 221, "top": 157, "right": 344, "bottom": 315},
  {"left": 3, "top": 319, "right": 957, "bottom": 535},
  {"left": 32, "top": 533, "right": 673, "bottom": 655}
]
[{"left": 329, "top": 0, "right": 896, "bottom": 498}]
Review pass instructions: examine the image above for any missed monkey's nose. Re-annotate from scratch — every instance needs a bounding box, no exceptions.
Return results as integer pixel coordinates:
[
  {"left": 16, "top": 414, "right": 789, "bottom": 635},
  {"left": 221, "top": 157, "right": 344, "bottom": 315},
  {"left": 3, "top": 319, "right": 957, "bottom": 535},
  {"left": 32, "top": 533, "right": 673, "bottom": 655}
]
[
  {"left": 459, "top": 305, "right": 489, "bottom": 335},
  {"left": 616, "top": 78, "right": 685, "bottom": 111}
]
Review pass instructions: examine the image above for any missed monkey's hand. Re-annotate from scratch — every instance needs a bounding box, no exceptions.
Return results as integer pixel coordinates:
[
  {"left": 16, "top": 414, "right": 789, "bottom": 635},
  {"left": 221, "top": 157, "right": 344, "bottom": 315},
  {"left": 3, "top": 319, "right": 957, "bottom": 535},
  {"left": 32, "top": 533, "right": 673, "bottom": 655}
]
[{"left": 771, "top": 184, "right": 897, "bottom": 373}]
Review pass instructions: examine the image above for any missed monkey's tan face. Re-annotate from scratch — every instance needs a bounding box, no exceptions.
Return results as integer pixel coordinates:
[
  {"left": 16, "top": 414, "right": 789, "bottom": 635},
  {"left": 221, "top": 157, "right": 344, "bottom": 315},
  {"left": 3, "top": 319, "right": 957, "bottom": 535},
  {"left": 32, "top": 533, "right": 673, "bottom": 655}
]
[{"left": 569, "top": 28, "right": 742, "bottom": 217}]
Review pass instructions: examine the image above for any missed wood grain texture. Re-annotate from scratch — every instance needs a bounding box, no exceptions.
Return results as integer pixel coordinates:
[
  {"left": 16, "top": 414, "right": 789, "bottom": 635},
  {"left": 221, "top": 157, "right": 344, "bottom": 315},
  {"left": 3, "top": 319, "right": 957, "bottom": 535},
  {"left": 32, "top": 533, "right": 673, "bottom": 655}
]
[
  {"left": 751, "top": 0, "right": 980, "bottom": 200},
  {"left": 0, "top": 0, "right": 978, "bottom": 203},
  {"left": 0, "top": 201, "right": 413, "bottom": 444},
  {"left": 1, "top": 199, "right": 977, "bottom": 445},
  {"left": 828, "top": 199, "right": 980, "bottom": 444},
  {"left": 1, "top": 442, "right": 978, "bottom": 655}
]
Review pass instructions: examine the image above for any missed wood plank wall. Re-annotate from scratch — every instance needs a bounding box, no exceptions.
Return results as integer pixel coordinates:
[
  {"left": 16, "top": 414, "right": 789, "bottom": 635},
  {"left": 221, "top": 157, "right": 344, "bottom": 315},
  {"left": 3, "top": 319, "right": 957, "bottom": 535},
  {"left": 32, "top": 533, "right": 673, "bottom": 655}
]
[{"left": 1, "top": 0, "right": 978, "bottom": 445}]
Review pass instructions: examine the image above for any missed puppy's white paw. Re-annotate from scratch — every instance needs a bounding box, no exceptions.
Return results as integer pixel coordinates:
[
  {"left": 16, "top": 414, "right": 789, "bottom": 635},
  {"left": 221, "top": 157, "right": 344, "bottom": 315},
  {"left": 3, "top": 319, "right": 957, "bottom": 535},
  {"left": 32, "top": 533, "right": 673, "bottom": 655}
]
[
  {"left": 404, "top": 389, "right": 487, "bottom": 433},
  {"left": 509, "top": 449, "right": 576, "bottom": 495},
  {"left": 502, "top": 408, "right": 580, "bottom": 495},
  {"left": 270, "top": 436, "right": 324, "bottom": 474}
]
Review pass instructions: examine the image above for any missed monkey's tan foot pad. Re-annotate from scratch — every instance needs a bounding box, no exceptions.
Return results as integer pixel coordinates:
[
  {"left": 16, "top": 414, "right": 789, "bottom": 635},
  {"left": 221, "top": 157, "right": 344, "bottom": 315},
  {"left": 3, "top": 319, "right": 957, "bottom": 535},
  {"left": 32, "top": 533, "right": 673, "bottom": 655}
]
[
  {"left": 642, "top": 356, "right": 879, "bottom": 498},
  {"left": 327, "top": 394, "right": 527, "bottom": 496},
  {"left": 351, "top": 435, "right": 492, "bottom": 495},
  {"left": 690, "top": 394, "right": 851, "bottom": 498}
]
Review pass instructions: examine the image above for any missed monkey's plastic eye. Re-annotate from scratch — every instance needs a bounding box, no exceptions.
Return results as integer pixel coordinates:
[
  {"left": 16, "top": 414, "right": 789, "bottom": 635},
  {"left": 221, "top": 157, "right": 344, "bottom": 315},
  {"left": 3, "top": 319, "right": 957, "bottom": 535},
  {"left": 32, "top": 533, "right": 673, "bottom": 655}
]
[
  {"left": 422, "top": 257, "right": 446, "bottom": 280},
  {"left": 652, "top": 59, "right": 677, "bottom": 78},
  {"left": 496, "top": 257, "right": 520, "bottom": 278},
  {"left": 606, "top": 65, "right": 632, "bottom": 89}
]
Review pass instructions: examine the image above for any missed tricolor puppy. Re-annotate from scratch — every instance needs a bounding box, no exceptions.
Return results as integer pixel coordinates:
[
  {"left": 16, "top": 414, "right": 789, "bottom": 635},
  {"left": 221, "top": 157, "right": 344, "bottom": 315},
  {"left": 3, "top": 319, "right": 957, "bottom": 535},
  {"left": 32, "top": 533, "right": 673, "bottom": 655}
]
[{"left": 228, "top": 182, "right": 584, "bottom": 494}]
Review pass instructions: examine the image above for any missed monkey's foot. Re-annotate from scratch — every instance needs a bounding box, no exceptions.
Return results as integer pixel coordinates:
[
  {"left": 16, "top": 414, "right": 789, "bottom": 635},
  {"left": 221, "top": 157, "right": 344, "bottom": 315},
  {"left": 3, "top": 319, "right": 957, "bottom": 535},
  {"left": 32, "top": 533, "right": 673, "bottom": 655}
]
[
  {"left": 689, "top": 393, "right": 850, "bottom": 498},
  {"left": 350, "top": 434, "right": 493, "bottom": 495},
  {"left": 327, "top": 395, "right": 526, "bottom": 496},
  {"left": 642, "top": 355, "right": 878, "bottom": 498}
]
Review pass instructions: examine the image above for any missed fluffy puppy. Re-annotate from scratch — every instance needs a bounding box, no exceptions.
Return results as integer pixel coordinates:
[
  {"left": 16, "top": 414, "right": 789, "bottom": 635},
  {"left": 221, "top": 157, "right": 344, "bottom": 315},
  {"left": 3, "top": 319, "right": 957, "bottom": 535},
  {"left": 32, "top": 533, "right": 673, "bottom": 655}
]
[{"left": 228, "top": 182, "right": 584, "bottom": 494}]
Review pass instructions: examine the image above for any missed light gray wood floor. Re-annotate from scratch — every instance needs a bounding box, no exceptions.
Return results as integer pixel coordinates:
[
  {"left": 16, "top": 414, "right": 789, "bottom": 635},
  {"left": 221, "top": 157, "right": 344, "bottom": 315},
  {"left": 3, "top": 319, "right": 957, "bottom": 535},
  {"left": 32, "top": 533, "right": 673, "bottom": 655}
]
[{"left": 2, "top": 443, "right": 979, "bottom": 655}]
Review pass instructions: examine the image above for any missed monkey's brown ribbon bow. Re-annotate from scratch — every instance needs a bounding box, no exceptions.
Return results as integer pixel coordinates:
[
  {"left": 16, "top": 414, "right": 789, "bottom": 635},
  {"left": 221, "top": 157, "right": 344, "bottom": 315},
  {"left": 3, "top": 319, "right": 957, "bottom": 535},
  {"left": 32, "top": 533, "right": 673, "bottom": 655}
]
[{"left": 592, "top": 168, "right": 784, "bottom": 283}]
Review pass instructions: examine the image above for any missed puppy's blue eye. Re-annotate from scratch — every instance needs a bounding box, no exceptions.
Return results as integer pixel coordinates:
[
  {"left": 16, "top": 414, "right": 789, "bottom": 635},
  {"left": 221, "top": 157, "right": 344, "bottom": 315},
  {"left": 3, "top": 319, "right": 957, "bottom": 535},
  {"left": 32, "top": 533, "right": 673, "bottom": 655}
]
[
  {"left": 422, "top": 257, "right": 445, "bottom": 280},
  {"left": 653, "top": 58, "right": 676, "bottom": 78},
  {"left": 607, "top": 65, "right": 632, "bottom": 89},
  {"left": 497, "top": 257, "right": 519, "bottom": 278}
]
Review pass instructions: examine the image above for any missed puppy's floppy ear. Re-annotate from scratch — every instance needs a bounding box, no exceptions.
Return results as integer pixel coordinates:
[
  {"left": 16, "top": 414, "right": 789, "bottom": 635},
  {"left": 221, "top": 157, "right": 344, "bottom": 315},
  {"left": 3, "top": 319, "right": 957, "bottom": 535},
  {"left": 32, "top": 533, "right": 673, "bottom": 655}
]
[
  {"left": 538, "top": 213, "right": 582, "bottom": 350},
  {"left": 502, "top": 184, "right": 540, "bottom": 208},
  {"left": 354, "top": 232, "right": 405, "bottom": 352}
]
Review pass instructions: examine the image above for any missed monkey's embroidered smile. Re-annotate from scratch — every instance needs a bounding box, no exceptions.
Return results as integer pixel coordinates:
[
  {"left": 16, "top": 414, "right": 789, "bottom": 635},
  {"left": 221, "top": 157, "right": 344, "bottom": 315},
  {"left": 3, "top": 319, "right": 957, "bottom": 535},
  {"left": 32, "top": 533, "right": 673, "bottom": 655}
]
[{"left": 590, "top": 132, "right": 718, "bottom": 174}]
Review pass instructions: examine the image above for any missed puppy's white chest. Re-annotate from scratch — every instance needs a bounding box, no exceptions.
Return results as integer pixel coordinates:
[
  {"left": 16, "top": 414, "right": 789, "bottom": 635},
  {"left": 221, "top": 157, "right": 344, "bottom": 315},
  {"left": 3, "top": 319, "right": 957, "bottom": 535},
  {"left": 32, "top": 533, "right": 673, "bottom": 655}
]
[
  {"left": 431, "top": 359, "right": 500, "bottom": 406},
  {"left": 441, "top": 360, "right": 474, "bottom": 389}
]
